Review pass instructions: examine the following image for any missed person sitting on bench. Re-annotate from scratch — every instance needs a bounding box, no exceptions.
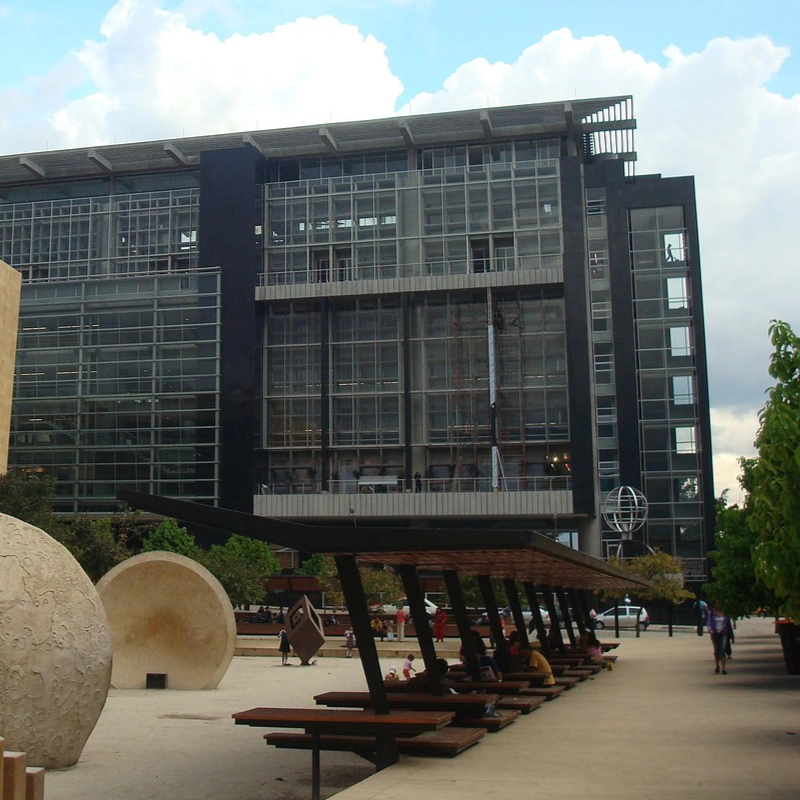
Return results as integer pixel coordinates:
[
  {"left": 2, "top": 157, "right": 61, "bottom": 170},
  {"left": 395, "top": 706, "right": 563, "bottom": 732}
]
[
  {"left": 406, "top": 658, "right": 456, "bottom": 692},
  {"left": 461, "top": 630, "right": 503, "bottom": 682},
  {"left": 527, "top": 647, "right": 555, "bottom": 685}
]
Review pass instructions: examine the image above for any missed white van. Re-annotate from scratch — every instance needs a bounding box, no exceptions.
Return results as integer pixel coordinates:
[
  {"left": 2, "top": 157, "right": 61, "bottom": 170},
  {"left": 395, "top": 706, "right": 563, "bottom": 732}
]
[{"left": 382, "top": 598, "right": 439, "bottom": 617}]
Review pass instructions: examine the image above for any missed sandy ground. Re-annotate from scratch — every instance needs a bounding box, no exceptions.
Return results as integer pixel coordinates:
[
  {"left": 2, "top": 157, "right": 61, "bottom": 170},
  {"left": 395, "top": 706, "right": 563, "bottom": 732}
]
[{"left": 45, "top": 617, "right": 800, "bottom": 800}]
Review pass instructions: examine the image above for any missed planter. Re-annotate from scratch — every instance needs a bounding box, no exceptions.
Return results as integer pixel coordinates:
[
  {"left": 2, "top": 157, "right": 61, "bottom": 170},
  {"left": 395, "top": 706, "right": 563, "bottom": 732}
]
[{"left": 775, "top": 620, "right": 800, "bottom": 674}]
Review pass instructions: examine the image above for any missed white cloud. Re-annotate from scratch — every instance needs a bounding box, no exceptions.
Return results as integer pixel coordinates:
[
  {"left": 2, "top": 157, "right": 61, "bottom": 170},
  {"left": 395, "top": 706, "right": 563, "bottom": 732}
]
[
  {"left": 710, "top": 406, "right": 759, "bottom": 502},
  {"left": 0, "top": 2, "right": 403, "bottom": 150}
]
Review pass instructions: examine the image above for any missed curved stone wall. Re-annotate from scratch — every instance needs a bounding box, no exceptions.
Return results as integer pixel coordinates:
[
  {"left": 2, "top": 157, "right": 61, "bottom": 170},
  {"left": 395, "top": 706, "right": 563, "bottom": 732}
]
[
  {"left": 0, "top": 512, "right": 112, "bottom": 768},
  {"left": 96, "top": 551, "right": 236, "bottom": 690}
]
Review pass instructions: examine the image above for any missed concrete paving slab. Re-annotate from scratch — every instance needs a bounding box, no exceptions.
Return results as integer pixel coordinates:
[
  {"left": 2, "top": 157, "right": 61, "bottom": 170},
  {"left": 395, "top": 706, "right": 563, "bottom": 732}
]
[{"left": 44, "top": 617, "right": 799, "bottom": 800}]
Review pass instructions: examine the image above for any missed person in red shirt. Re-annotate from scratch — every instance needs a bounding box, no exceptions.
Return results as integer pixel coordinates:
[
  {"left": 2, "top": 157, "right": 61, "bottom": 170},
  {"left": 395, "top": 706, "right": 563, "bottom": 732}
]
[
  {"left": 433, "top": 608, "right": 448, "bottom": 642},
  {"left": 396, "top": 606, "right": 407, "bottom": 641}
]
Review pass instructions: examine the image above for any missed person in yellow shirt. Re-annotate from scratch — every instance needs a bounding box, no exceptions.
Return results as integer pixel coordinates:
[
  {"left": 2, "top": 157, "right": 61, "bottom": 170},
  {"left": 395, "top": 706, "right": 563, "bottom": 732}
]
[{"left": 528, "top": 648, "right": 555, "bottom": 685}]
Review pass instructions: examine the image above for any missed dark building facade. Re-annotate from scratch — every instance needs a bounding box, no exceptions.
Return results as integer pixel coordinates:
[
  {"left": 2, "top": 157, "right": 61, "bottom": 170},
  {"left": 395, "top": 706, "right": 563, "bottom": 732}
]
[{"left": 0, "top": 96, "right": 714, "bottom": 578}]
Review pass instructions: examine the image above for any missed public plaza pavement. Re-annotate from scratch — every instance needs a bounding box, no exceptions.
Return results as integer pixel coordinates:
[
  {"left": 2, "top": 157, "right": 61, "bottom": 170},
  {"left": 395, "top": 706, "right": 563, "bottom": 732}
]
[{"left": 46, "top": 617, "right": 800, "bottom": 800}]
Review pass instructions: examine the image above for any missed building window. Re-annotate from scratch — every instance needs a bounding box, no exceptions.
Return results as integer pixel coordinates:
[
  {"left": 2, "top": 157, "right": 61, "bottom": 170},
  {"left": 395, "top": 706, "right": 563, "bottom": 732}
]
[
  {"left": 666, "top": 277, "right": 688, "bottom": 310},
  {"left": 672, "top": 375, "right": 694, "bottom": 405},
  {"left": 675, "top": 426, "right": 697, "bottom": 454},
  {"left": 669, "top": 326, "right": 691, "bottom": 357}
]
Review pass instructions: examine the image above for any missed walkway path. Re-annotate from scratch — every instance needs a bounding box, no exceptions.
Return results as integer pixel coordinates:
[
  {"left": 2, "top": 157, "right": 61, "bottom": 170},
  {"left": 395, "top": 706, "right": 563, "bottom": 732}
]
[{"left": 46, "top": 617, "right": 799, "bottom": 800}]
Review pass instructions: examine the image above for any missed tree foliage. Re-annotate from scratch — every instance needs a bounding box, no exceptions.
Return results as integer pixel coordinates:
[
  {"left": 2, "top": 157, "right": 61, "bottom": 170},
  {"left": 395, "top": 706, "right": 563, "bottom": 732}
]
[
  {"left": 296, "top": 552, "right": 329, "bottom": 577},
  {"left": 202, "top": 536, "right": 281, "bottom": 608},
  {"left": 0, "top": 472, "right": 136, "bottom": 582},
  {"left": 704, "top": 465, "right": 778, "bottom": 618},
  {"left": 57, "top": 515, "right": 132, "bottom": 583},
  {"left": 0, "top": 472, "right": 58, "bottom": 533},
  {"left": 441, "top": 575, "right": 509, "bottom": 610},
  {"left": 600, "top": 550, "right": 694, "bottom": 605},
  {"left": 748, "top": 320, "right": 800, "bottom": 621},
  {"left": 307, "top": 555, "right": 403, "bottom": 609},
  {"left": 140, "top": 517, "right": 201, "bottom": 559}
]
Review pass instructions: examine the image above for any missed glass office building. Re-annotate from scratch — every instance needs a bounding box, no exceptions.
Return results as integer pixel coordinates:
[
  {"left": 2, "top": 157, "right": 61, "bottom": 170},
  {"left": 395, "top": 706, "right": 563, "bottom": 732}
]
[{"left": 0, "top": 97, "right": 714, "bottom": 578}]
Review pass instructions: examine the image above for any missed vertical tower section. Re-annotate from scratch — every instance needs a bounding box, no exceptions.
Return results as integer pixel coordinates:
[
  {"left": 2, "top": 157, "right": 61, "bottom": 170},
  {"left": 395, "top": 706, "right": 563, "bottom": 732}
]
[
  {"left": 604, "top": 165, "right": 714, "bottom": 580},
  {"left": 199, "top": 148, "right": 262, "bottom": 511}
]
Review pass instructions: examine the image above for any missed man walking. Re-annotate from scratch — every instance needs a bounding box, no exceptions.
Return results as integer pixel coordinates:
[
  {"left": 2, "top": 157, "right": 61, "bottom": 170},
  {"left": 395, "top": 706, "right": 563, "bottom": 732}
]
[{"left": 693, "top": 598, "right": 708, "bottom": 636}]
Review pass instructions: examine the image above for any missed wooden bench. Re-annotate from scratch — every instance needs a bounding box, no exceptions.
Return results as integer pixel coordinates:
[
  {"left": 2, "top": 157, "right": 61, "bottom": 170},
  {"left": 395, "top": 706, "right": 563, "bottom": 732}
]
[
  {"left": 233, "top": 707, "right": 454, "bottom": 800},
  {"left": 446, "top": 680, "right": 531, "bottom": 695},
  {"left": 446, "top": 666, "right": 575, "bottom": 693},
  {"left": 314, "top": 690, "right": 496, "bottom": 720},
  {"left": 382, "top": 682, "right": 543, "bottom": 714},
  {"left": 520, "top": 685, "right": 565, "bottom": 700},
  {"left": 495, "top": 695, "right": 546, "bottom": 713},
  {"left": 265, "top": 726, "right": 485, "bottom": 758},
  {"left": 451, "top": 708, "right": 521, "bottom": 732}
]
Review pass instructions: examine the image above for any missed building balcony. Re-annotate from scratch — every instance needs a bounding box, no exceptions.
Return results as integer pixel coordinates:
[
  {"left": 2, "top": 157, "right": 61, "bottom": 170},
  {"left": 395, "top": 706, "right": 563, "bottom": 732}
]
[{"left": 253, "top": 476, "right": 573, "bottom": 522}]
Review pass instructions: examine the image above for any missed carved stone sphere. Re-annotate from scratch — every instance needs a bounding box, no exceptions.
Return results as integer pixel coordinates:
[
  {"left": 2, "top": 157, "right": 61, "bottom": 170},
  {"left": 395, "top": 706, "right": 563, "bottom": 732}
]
[{"left": 0, "top": 512, "right": 112, "bottom": 768}]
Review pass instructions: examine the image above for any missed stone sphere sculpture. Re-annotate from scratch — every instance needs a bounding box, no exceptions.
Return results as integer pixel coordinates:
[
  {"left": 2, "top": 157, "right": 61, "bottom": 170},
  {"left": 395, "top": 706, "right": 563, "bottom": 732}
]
[
  {"left": 95, "top": 551, "right": 236, "bottom": 690},
  {"left": 0, "top": 512, "right": 112, "bottom": 768}
]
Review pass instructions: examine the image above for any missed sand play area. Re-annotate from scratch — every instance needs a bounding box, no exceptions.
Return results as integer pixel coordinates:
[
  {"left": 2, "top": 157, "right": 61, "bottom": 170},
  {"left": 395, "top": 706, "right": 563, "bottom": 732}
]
[{"left": 45, "top": 617, "right": 800, "bottom": 800}]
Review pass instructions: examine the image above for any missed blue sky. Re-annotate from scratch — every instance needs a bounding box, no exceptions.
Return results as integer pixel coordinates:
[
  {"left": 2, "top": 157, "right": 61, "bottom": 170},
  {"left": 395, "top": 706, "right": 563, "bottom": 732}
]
[
  {"left": 1, "top": 0, "right": 799, "bottom": 500},
  {"left": 3, "top": 1, "right": 798, "bottom": 102}
]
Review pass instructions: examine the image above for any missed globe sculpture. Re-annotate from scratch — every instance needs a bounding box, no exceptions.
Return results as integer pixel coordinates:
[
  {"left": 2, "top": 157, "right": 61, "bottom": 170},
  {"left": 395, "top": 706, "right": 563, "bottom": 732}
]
[
  {"left": 601, "top": 485, "right": 649, "bottom": 538},
  {"left": 0, "top": 512, "right": 112, "bottom": 768}
]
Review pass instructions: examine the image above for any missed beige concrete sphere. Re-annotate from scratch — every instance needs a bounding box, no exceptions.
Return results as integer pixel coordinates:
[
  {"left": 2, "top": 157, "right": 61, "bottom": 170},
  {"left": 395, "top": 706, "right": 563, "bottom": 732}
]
[
  {"left": 96, "top": 551, "right": 236, "bottom": 690},
  {"left": 0, "top": 512, "right": 112, "bottom": 768}
]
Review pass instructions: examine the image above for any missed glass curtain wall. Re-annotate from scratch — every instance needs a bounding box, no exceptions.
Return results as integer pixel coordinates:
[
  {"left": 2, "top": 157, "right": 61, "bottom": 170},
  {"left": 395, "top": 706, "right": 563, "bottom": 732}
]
[
  {"left": 630, "top": 206, "right": 705, "bottom": 573},
  {"left": 263, "top": 289, "right": 570, "bottom": 494},
  {"left": 263, "top": 140, "right": 563, "bottom": 287}
]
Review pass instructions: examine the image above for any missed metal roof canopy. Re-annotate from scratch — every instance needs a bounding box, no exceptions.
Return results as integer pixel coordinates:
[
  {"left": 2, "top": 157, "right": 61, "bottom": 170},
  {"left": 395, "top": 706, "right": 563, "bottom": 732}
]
[
  {"left": 117, "top": 491, "right": 648, "bottom": 591},
  {"left": 0, "top": 96, "right": 635, "bottom": 187}
]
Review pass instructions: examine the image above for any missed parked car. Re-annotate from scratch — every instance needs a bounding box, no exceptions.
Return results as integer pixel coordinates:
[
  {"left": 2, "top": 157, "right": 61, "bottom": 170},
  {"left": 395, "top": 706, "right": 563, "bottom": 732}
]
[
  {"left": 594, "top": 605, "right": 649, "bottom": 630},
  {"left": 381, "top": 597, "right": 439, "bottom": 617},
  {"left": 499, "top": 605, "right": 551, "bottom": 625}
]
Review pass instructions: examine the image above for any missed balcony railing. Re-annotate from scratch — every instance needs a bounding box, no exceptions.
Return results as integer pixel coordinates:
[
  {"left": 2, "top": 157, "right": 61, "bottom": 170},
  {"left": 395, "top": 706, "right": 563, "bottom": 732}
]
[{"left": 259, "top": 475, "right": 572, "bottom": 495}]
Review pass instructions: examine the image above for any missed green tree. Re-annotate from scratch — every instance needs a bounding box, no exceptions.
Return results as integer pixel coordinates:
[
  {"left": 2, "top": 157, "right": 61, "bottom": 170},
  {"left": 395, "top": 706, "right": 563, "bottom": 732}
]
[
  {"left": 201, "top": 536, "right": 280, "bottom": 608},
  {"left": 0, "top": 471, "right": 58, "bottom": 533},
  {"left": 306, "top": 555, "right": 403, "bottom": 609},
  {"left": 601, "top": 550, "right": 694, "bottom": 605},
  {"left": 748, "top": 320, "right": 800, "bottom": 621},
  {"left": 140, "top": 517, "right": 201, "bottom": 559},
  {"left": 441, "top": 575, "right": 509, "bottom": 610},
  {"left": 57, "top": 515, "right": 131, "bottom": 583},
  {"left": 704, "top": 464, "right": 778, "bottom": 617},
  {"left": 296, "top": 552, "right": 329, "bottom": 577},
  {"left": 0, "top": 472, "right": 139, "bottom": 581}
]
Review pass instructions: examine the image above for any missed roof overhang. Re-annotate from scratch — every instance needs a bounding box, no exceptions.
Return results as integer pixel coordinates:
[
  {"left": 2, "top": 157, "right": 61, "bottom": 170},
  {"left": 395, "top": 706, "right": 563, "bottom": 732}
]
[{"left": 118, "top": 490, "right": 649, "bottom": 591}]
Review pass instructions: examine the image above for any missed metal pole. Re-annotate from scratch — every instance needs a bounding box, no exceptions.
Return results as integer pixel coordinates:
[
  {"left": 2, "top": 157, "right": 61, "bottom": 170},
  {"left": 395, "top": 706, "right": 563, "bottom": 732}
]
[{"left": 487, "top": 289, "right": 500, "bottom": 491}]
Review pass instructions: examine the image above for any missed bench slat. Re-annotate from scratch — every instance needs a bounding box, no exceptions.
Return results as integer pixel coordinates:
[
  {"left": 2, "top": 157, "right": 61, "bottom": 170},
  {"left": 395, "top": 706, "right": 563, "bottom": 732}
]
[
  {"left": 265, "top": 728, "right": 485, "bottom": 758},
  {"left": 451, "top": 709, "right": 520, "bottom": 732}
]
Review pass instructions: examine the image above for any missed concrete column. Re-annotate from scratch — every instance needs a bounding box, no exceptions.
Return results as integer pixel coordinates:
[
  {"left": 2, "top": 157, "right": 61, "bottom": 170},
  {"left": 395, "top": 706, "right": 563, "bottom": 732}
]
[{"left": 578, "top": 516, "right": 602, "bottom": 558}]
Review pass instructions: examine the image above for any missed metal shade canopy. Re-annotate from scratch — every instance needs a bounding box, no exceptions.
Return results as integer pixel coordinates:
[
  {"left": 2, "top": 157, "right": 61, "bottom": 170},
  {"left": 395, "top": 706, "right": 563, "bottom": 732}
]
[{"left": 117, "top": 490, "right": 649, "bottom": 591}]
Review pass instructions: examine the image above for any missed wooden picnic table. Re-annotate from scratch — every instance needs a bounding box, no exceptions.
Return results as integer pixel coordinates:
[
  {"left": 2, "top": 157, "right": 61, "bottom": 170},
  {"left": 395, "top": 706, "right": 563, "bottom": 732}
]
[
  {"left": 446, "top": 679, "right": 530, "bottom": 695},
  {"left": 233, "top": 707, "right": 453, "bottom": 800},
  {"left": 315, "top": 690, "right": 497, "bottom": 719}
]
